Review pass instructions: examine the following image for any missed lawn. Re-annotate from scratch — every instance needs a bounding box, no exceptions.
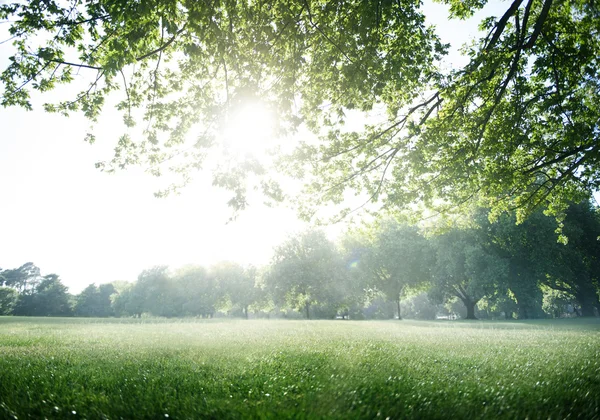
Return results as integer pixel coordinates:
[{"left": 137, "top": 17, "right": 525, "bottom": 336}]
[{"left": 0, "top": 317, "right": 598, "bottom": 419}]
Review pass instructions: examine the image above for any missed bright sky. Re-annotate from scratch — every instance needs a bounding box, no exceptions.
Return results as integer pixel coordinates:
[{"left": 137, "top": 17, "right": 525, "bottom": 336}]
[{"left": 0, "top": 1, "right": 507, "bottom": 293}]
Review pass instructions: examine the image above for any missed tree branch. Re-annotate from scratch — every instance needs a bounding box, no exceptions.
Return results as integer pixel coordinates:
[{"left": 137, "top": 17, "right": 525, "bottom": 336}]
[
  {"left": 522, "top": 0, "right": 554, "bottom": 49},
  {"left": 136, "top": 24, "right": 187, "bottom": 62},
  {"left": 301, "top": 0, "right": 354, "bottom": 64},
  {"left": 45, "top": 59, "right": 102, "bottom": 70}
]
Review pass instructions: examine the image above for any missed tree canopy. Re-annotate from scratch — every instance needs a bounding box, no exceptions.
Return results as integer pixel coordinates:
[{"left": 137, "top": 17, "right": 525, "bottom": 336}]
[{"left": 2, "top": 0, "right": 597, "bottom": 218}]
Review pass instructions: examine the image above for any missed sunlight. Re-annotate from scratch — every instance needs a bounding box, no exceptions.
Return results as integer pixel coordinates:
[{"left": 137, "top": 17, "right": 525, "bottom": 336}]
[{"left": 221, "top": 101, "right": 275, "bottom": 157}]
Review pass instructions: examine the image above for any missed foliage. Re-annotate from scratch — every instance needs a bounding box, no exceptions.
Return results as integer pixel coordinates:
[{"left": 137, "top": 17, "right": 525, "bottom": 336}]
[
  {"left": 479, "top": 209, "right": 555, "bottom": 318},
  {"left": 0, "top": 0, "right": 441, "bottom": 210},
  {"left": 1, "top": 202, "right": 598, "bottom": 320},
  {"left": 361, "top": 222, "right": 432, "bottom": 319},
  {"left": 172, "top": 265, "right": 221, "bottom": 318},
  {"left": 3, "top": 0, "right": 597, "bottom": 219},
  {"left": 399, "top": 292, "right": 439, "bottom": 320},
  {"left": 295, "top": 0, "right": 600, "bottom": 221},
  {"left": 266, "top": 230, "right": 344, "bottom": 319},
  {"left": 541, "top": 285, "right": 576, "bottom": 318},
  {"left": 74, "top": 283, "right": 116, "bottom": 317},
  {"left": 430, "top": 228, "right": 509, "bottom": 319},
  {"left": 13, "top": 274, "right": 72, "bottom": 316},
  {"left": 0, "top": 286, "right": 18, "bottom": 315},
  {"left": 211, "top": 262, "right": 258, "bottom": 318},
  {"left": 0, "top": 262, "right": 42, "bottom": 293},
  {"left": 482, "top": 203, "right": 600, "bottom": 317},
  {"left": 544, "top": 201, "right": 600, "bottom": 316}
]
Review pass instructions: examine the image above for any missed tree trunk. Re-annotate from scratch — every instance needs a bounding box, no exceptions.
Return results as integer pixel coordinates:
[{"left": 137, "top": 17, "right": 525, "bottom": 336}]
[
  {"left": 396, "top": 296, "right": 402, "bottom": 320},
  {"left": 243, "top": 305, "right": 249, "bottom": 319},
  {"left": 578, "top": 296, "right": 598, "bottom": 317},
  {"left": 464, "top": 299, "right": 477, "bottom": 320},
  {"left": 305, "top": 302, "right": 310, "bottom": 320},
  {"left": 518, "top": 306, "right": 529, "bottom": 319}
]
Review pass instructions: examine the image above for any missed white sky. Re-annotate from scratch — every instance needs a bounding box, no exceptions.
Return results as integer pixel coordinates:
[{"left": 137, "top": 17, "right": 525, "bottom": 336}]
[{"left": 0, "top": 1, "right": 508, "bottom": 293}]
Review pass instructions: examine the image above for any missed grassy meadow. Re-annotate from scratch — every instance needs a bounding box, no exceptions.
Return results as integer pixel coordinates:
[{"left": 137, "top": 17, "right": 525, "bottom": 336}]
[{"left": 0, "top": 317, "right": 599, "bottom": 419}]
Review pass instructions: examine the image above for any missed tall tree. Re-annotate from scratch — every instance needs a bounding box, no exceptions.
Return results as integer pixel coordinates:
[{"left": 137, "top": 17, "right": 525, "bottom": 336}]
[
  {"left": 1, "top": 263, "right": 41, "bottom": 293},
  {"left": 14, "top": 274, "right": 72, "bottom": 316},
  {"left": 2, "top": 0, "right": 596, "bottom": 218},
  {"left": 172, "top": 265, "right": 221, "bottom": 318},
  {"left": 480, "top": 202, "right": 600, "bottom": 318},
  {"left": 266, "top": 230, "right": 343, "bottom": 319},
  {"left": 430, "top": 229, "right": 509, "bottom": 320},
  {"left": 544, "top": 201, "right": 600, "bottom": 316},
  {"left": 133, "top": 266, "right": 174, "bottom": 317},
  {"left": 362, "top": 222, "right": 432, "bottom": 320},
  {"left": 479, "top": 209, "right": 556, "bottom": 318}
]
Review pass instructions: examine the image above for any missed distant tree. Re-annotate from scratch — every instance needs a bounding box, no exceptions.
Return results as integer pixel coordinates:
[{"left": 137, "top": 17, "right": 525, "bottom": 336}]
[
  {"left": 545, "top": 202, "right": 600, "bottom": 316},
  {"left": 481, "top": 202, "right": 600, "bottom": 318},
  {"left": 362, "top": 222, "right": 432, "bottom": 320},
  {"left": 172, "top": 265, "right": 220, "bottom": 318},
  {"left": 430, "top": 229, "right": 508, "bottom": 320},
  {"left": 1, "top": 262, "right": 41, "bottom": 293},
  {"left": 266, "top": 230, "right": 343, "bottom": 319},
  {"left": 476, "top": 209, "right": 556, "bottom": 318},
  {"left": 111, "top": 282, "right": 143, "bottom": 317},
  {"left": 484, "top": 293, "right": 520, "bottom": 320},
  {"left": 212, "top": 262, "right": 258, "bottom": 319},
  {"left": 75, "top": 283, "right": 116, "bottom": 317},
  {"left": 0, "top": 286, "right": 18, "bottom": 315},
  {"left": 97, "top": 283, "right": 117, "bottom": 316},
  {"left": 14, "top": 274, "right": 72, "bottom": 316},
  {"left": 75, "top": 284, "right": 100, "bottom": 316},
  {"left": 134, "top": 266, "right": 174, "bottom": 317}
]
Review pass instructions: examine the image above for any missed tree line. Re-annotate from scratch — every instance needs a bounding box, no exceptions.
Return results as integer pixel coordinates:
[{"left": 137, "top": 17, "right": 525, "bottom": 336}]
[{"left": 1, "top": 202, "right": 599, "bottom": 320}]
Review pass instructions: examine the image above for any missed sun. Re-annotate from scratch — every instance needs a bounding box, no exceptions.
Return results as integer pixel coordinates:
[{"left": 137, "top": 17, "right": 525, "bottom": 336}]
[{"left": 221, "top": 101, "right": 276, "bottom": 158}]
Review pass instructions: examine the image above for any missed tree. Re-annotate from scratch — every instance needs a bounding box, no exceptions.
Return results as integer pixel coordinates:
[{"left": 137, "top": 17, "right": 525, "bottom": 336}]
[
  {"left": 75, "top": 283, "right": 116, "bottom": 317},
  {"left": 430, "top": 228, "right": 508, "bottom": 320},
  {"left": 35, "top": 274, "right": 72, "bottom": 316},
  {"left": 172, "top": 265, "right": 221, "bottom": 318},
  {"left": 480, "top": 202, "right": 600, "bottom": 318},
  {"left": 0, "top": 286, "right": 18, "bottom": 315},
  {"left": 212, "top": 262, "right": 258, "bottom": 319},
  {"left": 362, "top": 222, "right": 432, "bottom": 320},
  {"left": 0, "top": 263, "right": 42, "bottom": 293},
  {"left": 111, "top": 282, "right": 143, "bottom": 318},
  {"left": 544, "top": 201, "right": 600, "bottom": 316},
  {"left": 266, "top": 230, "right": 343, "bottom": 319},
  {"left": 133, "top": 266, "right": 175, "bottom": 317},
  {"left": 14, "top": 274, "right": 72, "bottom": 316},
  {"left": 479, "top": 209, "right": 555, "bottom": 318},
  {"left": 3, "top": 0, "right": 595, "bottom": 219}
]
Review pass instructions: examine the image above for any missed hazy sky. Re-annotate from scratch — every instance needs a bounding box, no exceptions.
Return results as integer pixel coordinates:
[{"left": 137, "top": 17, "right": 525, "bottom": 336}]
[{"left": 0, "top": 1, "right": 507, "bottom": 293}]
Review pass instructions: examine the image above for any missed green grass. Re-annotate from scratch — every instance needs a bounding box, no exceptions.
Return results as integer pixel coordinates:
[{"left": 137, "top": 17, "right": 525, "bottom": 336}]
[{"left": 0, "top": 318, "right": 599, "bottom": 419}]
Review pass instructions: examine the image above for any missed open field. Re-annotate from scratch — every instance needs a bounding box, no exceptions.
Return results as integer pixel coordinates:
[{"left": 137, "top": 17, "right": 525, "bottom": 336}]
[{"left": 0, "top": 317, "right": 599, "bottom": 419}]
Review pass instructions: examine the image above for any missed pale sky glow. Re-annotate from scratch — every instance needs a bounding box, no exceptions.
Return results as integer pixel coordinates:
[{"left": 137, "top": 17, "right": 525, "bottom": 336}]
[
  {"left": 0, "top": 1, "right": 506, "bottom": 293},
  {"left": 222, "top": 101, "right": 276, "bottom": 157}
]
